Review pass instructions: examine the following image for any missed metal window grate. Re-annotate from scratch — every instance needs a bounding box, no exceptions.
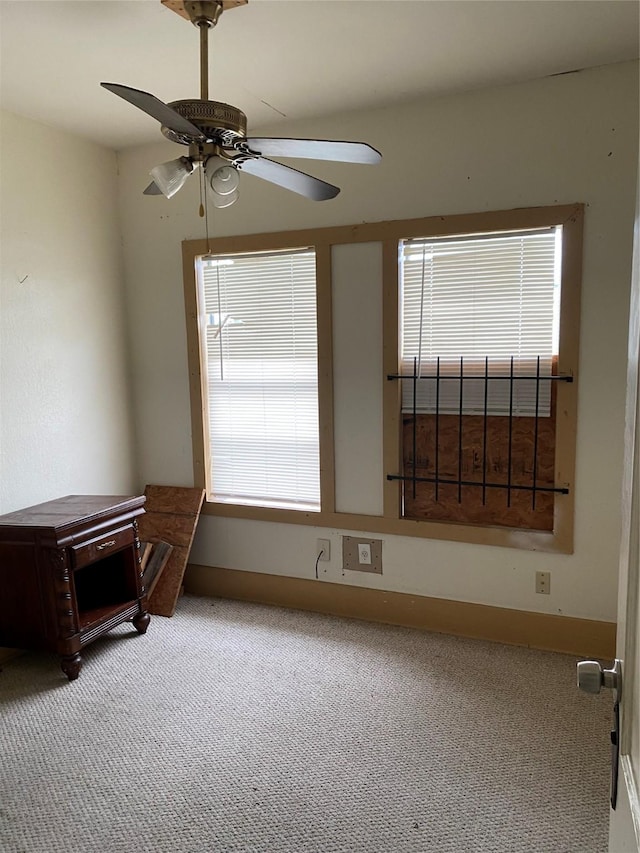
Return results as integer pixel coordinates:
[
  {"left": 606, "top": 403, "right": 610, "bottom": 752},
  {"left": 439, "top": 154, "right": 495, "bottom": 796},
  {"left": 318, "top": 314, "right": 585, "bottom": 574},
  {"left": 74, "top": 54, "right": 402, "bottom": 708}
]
[{"left": 387, "top": 355, "right": 572, "bottom": 510}]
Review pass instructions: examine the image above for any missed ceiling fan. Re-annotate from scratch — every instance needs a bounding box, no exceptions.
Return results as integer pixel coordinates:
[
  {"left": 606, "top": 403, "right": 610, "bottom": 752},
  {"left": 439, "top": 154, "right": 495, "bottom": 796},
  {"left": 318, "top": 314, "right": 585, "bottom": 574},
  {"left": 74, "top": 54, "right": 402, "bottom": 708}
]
[{"left": 101, "top": 0, "right": 382, "bottom": 206}]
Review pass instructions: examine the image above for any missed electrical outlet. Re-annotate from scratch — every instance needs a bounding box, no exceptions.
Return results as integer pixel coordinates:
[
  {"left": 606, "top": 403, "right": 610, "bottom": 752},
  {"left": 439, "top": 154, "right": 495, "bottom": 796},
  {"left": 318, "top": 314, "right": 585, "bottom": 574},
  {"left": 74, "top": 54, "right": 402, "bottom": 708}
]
[
  {"left": 342, "top": 536, "right": 383, "bottom": 574},
  {"left": 358, "top": 543, "right": 372, "bottom": 565},
  {"left": 316, "top": 539, "right": 330, "bottom": 561},
  {"left": 536, "top": 571, "right": 551, "bottom": 594}
]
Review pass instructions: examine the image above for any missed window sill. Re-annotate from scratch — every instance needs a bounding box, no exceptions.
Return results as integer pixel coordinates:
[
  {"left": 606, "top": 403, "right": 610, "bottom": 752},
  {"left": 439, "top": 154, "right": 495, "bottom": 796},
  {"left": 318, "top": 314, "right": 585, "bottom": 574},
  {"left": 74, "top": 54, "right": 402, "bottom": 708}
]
[{"left": 201, "top": 499, "right": 573, "bottom": 554}]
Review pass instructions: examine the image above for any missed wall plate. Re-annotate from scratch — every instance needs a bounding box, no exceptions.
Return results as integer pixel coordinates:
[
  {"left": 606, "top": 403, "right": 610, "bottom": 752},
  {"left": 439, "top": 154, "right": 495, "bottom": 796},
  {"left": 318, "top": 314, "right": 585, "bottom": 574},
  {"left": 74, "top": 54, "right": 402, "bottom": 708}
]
[{"left": 342, "top": 535, "right": 383, "bottom": 574}]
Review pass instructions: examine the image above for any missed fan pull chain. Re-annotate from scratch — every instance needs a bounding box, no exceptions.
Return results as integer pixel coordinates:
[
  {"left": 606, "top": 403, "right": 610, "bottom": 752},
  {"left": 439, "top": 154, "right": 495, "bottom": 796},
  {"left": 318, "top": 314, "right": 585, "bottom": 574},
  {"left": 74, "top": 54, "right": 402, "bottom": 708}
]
[
  {"left": 198, "top": 166, "right": 205, "bottom": 219},
  {"left": 201, "top": 161, "right": 212, "bottom": 255},
  {"left": 205, "top": 198, "right": 212, "bottom": 254}
]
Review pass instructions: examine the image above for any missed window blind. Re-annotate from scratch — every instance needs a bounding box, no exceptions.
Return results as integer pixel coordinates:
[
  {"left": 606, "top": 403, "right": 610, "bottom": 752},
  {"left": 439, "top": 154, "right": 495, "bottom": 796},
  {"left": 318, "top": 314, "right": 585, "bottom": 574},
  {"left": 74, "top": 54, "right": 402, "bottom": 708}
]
[
  {"left": 198, "top": 248, "right": 320, "bottom": 510},
  {"left": 400, "top": 227, "right": 561, "bottom": 416}
]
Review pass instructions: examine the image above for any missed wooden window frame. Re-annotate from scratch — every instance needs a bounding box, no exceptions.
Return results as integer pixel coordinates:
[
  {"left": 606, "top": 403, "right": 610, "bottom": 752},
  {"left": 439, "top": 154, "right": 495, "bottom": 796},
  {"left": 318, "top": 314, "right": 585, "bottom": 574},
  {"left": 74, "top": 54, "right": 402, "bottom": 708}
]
[{"left": 183, "top": 203, "right": 583, "bottom": 553}]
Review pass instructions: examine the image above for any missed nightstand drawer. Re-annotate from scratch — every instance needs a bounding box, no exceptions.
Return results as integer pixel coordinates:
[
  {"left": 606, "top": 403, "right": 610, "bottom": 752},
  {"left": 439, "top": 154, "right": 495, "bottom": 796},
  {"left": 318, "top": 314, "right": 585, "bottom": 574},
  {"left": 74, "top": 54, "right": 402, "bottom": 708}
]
[{"left": 71, "top": 526, "right": 134, "bottom": 569}]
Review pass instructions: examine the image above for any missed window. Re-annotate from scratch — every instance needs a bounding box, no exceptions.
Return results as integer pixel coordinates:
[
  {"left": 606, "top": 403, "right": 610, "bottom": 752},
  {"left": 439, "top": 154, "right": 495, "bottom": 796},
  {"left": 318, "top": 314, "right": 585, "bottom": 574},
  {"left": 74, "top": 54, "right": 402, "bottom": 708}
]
[
  {"left": 184, "top": 204, "right": 582, "bottom": 552},
  {"left": 196, "top": 248, "right": 320, "bottom": 511},
  {"left": 396, "top": 227, "right": 563, "bottom": 530}
]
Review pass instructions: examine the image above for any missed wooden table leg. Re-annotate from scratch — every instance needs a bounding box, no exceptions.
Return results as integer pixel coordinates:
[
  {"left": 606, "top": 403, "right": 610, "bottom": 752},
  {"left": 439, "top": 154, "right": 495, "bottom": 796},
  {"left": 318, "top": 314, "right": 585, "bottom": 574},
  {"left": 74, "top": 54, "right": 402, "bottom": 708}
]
[
  {"left": 132, "top": 612, "right": 150, "bottom": 635},
  {"left": 61, "top": 653, "right": 82, "bottom": 681}
]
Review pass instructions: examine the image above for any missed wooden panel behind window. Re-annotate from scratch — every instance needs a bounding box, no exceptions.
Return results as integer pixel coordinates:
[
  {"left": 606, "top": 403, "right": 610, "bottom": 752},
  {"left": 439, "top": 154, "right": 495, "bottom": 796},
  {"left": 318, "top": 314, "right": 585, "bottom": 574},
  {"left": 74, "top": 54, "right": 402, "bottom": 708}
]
[{"left": 402, "top": 406, "right": 556, "bottom": 531}]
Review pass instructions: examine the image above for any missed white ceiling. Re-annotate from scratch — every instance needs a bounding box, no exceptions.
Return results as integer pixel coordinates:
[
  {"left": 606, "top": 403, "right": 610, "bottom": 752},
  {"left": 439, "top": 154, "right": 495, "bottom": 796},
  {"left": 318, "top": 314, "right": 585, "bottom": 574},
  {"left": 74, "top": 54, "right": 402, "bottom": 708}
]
[{"left": 1, "top": 0, "right": 638, "bottom": 151}]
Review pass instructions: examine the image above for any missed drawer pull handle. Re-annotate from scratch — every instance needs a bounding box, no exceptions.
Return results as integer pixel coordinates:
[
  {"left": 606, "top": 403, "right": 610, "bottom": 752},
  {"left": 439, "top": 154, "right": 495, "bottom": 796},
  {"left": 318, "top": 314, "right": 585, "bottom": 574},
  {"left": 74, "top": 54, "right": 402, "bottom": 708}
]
[{"left": 96, "top": 540, "right": 116, "bottom": 551}]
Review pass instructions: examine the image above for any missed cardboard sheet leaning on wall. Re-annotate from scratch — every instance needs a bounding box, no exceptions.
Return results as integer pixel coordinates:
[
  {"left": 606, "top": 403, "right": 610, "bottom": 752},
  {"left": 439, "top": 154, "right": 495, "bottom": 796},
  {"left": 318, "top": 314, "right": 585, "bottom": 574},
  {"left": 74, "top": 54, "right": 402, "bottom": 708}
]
[{"left": 136, "top": 485, "right": 205, "bottom": 617}]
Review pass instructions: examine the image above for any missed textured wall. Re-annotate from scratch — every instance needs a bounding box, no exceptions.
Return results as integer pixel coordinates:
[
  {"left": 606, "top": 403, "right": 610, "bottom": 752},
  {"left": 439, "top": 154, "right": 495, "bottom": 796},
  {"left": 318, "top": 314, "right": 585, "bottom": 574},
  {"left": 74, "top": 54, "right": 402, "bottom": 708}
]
[
  {"left": 0, "top": 111, "right": 137, "bottom": 512},
  {"left": 117, "top": 61, "right": 639, "bottom": 621}
]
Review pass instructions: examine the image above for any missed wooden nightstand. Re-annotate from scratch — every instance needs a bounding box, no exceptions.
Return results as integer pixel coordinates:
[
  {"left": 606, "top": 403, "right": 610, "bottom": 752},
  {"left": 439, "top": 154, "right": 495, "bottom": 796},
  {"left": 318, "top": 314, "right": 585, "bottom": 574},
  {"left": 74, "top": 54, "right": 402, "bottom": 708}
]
[{"left": 0, "top": 494, "right": 149, "bottom": 681}]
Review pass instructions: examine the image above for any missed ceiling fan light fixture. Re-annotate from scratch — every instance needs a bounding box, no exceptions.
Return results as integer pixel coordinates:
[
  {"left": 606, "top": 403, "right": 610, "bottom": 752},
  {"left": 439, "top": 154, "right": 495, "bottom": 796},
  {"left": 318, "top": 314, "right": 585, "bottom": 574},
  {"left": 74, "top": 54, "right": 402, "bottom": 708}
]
[
  {"left": 211, "top": 165, "right": 239, "bottom": 196},
  {"left": 149, "top": 156, "right": 196, "bottom": 198},
  {"left": 205, "top": 155, "right": 240, "bottom": 207},
  {"left": 212, "top": 187, "right": 239, "bottom": 208}
]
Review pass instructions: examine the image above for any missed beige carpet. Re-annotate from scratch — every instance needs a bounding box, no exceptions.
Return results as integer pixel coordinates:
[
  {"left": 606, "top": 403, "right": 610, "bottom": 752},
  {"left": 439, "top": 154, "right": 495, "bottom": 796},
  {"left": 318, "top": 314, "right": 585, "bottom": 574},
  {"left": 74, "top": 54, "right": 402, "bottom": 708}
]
[{"left": 0, "top": 594, "right": 611, "bottom": 852}]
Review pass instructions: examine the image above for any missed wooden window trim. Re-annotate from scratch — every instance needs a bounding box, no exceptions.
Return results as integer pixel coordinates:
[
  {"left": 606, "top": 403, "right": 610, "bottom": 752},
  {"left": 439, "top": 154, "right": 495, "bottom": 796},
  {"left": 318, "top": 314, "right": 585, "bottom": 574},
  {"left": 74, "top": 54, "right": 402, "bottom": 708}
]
[{"left": 183, "top": 203, "right": 583, "bottom": 553}]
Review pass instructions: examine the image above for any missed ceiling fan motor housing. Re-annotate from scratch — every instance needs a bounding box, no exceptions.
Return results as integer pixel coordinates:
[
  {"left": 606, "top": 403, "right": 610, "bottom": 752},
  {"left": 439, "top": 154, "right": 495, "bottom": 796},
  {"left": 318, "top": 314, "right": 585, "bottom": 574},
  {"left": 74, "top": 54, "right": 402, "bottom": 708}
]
[{"left": 162, "top": 99, "right": 247, "bottom": 145}]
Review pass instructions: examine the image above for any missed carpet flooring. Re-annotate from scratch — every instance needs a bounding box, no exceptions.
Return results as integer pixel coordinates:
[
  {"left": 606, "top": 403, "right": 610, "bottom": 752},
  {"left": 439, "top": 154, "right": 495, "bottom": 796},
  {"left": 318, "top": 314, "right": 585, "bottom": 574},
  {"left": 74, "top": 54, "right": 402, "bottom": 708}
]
[{"left": 0, "top": 595, "right": 611, "bottom": 852}]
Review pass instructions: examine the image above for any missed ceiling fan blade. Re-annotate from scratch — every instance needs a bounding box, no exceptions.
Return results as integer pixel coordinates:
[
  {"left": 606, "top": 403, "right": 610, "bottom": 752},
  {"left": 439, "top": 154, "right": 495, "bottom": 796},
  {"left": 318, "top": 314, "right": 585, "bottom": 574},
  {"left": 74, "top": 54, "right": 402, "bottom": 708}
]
[
  {"left": 101, "top": 82, "right": 205, "bottom": 140},
  {"left": 143, "top": 181, "right": 163, "bottom": 196},
  {"left": 242, "top": 138, "right": 382, "bottom": 165},
  {"left": 237, "top": 157, "right": 339, "bottom": 201}
]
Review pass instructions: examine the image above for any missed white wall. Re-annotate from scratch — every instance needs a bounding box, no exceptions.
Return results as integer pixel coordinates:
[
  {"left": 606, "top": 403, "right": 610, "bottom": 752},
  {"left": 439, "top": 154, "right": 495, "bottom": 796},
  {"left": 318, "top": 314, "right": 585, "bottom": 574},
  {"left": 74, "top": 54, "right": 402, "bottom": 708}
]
[
  {"left": 118, "top": 61, "right": 639, "bottom": 622},
  {"left": 0, "top": 111, "right": 137, "bottom": 512}
]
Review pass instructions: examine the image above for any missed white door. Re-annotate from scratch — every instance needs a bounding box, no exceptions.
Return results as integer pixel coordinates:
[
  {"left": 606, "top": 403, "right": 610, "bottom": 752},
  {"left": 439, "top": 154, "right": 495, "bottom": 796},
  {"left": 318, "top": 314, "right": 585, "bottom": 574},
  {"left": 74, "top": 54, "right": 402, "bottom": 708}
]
[{"left": 607, "top": 153, "right": 640, "bottom": 852}]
